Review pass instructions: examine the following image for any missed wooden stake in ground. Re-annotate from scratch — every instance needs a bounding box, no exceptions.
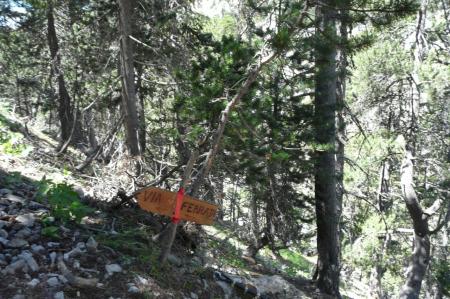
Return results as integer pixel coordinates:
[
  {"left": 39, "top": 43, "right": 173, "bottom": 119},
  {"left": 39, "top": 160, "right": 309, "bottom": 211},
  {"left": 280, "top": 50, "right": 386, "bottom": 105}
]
[{"left": 159, "top": 150, "right": 199, "bottom": 264}]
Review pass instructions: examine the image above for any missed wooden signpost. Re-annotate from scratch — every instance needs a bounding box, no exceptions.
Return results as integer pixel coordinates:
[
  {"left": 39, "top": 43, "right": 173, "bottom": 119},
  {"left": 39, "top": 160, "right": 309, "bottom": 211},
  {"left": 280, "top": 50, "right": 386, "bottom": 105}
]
[{"left": 136, "top": 187, "right": 218, "bottom": 225}]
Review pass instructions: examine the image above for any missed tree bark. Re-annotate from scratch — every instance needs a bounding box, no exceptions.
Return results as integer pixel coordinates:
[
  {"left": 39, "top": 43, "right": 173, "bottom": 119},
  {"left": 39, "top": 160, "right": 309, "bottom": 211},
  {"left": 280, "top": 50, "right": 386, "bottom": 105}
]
[
  {"left": 135, "top": 63, "right": 146, "bottom": 153},
  {"left": 46, "top": 1, "right": 82, "bottom": 147},
  {"left": 118, "top": 0, "right": 140, "bottom": 156},
  {"left": 399, "top": 151, "right": 430, "bottom": 299},
  {"left": 336, "top": 4, "right": 348, "bottom": 292},
  {"left": 313, "top": 0, "right": 341, "bottom": 297}
]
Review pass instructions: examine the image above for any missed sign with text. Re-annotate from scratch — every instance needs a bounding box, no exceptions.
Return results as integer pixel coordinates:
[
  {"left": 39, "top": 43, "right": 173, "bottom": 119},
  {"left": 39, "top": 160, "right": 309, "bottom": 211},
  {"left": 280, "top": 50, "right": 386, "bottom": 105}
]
[{"left": 136, "top": 187, "right": 218, "bottom": 225}]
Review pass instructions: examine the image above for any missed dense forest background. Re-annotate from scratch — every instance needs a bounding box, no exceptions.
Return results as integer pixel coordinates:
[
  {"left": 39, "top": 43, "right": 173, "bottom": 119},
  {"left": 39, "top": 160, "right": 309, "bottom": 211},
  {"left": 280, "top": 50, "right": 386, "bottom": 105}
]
[{"left": 0, "top": 0, "right": 449, "bottom": 298}]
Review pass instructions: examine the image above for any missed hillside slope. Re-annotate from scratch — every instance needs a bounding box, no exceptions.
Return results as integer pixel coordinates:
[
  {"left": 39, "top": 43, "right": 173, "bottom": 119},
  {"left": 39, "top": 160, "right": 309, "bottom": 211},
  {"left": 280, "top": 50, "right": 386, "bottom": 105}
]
[{"left": 0, "top": 108, "right": 338, "bottom": 299}]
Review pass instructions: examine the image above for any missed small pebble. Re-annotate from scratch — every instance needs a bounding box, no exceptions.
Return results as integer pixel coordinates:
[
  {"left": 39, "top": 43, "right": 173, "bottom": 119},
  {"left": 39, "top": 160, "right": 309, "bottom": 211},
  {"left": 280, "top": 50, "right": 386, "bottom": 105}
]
[
  {"left": 54, "top": 291, "right": 64, "bottom": 299},
  {"left": 47, "top": 277, "right": 59, "bottom": 288},
  {"left": 105, "top": 263, "right": 122, "bottom": 275},
  {"left": 27, "top": 278, "right": 40, "bottom": 288},
  {"left": 128, "top": 285, "right": 139, "bottom": 294}
]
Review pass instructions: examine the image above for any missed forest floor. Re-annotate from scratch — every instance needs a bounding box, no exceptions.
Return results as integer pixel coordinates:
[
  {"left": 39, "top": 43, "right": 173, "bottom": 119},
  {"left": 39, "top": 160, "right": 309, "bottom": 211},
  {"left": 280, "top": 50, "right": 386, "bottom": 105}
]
[{"left": 0, "top": 106, "right": 363, "bottom": 299}]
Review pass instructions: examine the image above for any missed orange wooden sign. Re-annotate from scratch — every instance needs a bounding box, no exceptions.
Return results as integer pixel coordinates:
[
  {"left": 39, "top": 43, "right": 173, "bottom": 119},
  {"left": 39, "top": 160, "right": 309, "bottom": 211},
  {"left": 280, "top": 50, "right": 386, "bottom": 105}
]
[{"left": 135, "top": 187, "right": 218, "bottom": 225}]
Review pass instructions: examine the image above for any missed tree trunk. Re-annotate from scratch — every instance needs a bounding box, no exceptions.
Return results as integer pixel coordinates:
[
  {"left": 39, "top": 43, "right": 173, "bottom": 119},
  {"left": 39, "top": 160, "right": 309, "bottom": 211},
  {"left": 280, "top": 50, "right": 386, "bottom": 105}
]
[
  {"left": 246, "top": 193, "right": 260, "bottom": 256},
  {"left": 46, "top": 1, "right": 82, "bottom": 147},
  {"left": 313, "top": 0, "right": 340, "bottom": 297},
  {"left": 135, "top": 64, "right": 146, "bottom": 153},
  {"left": 399, "top": 150, "right": 430, "bottom": 299},
  {"left": 118, "top": 0, "right": 140, "bottom": 156},
  {"left": 336, "top": 3, "right": 348, "bottom": 290}
]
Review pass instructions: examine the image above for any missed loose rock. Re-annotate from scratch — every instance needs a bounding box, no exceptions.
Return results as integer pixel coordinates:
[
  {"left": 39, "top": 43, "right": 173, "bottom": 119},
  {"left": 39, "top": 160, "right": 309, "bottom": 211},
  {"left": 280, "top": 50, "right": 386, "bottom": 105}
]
[
  {"left": 47, "top": 242, "right": 60, "bottom": 248},
  {"left": 54, "top": 292, "right": 65, "bottom": 299},
  {"left": 0, "top": 229, "right": 8, "bottom": 238},
  {"left": 20, "top": 251, "right": 39, "bottom": 272},
  {"left": 50, "top": 252, "right": 57, "bottom": 267},
  {"left": 27, "top": 278, "right": 40, "bottom": 288},
  {"left": 128, "top": 285, "right": 140, "bottom": 294},
  {"left": 8, "top": 238, "right": 29, "bottom": 248},
  {"left": 86, "top": 236, "right": 98, "bottom": 253},
  {"left": 15, "top": 227, "right": 32, "bottom": 239},
  {"left": 15, "top": 213, "right": 35, "bottom": 227},
  {"left": 64, "top": 246, "right": 84, "bottom": 261},
  {"left": 5, "top": 194, "right": 26, "bottom": 204},
  {"left": 0, "top": 236, "right": 9, "bottom": 246},
  {"left": 47, "top": 277, "right": 60, "bottom": 288},
  {"left": 3, "top": 259, "right": 26, "bottom": 274},
  {"left": 168, "top": 254, "right": 182, "bottom": 267},
  {"left": 0, "top": 219, "right": 8, "bottom": 229},
  {"left": 7, "top": 238, "right": 28, "bottom": 248},
  {"left": 106, "top": 263, "right": 122, "bottom": 275},
  {"left": 31, "top": 244, "right": 45, "bottom": 253},
  {"left": 0, "top": 188, "right": 12, "bottom": 195}
]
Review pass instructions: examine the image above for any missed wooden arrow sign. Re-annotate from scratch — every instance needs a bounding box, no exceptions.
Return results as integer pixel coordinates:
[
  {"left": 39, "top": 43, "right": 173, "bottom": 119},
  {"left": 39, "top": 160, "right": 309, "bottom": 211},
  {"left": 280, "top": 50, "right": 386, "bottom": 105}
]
[{"left": 136, "top": 187, "right": 218, "bottom": 225}]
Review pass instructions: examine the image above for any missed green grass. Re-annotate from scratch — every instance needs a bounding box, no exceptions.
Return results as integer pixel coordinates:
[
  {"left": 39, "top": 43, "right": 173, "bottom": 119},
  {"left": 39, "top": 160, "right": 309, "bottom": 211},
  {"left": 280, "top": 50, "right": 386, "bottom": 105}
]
[
  {"left": 279, "top": 249, "right": 314, "bottom": 277},
  {"left": 95, "top": 225, "right": 168, "bottom": 280},
  {"left": 0, "top": 112, "right": 31, "bottom": 156},
  {"left": 208, "top": 238, "right": 247, "bottom": 270}
]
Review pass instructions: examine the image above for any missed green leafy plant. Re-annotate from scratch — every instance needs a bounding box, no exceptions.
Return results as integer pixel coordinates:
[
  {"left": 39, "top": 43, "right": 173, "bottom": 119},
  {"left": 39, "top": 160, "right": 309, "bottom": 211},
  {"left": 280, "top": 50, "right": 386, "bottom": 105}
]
[
  {"left": 41, "top": 226, "right": 60, "bottom": 239},
  {"left": 37, "top": 179, "right": 93, "bottom": 224}
]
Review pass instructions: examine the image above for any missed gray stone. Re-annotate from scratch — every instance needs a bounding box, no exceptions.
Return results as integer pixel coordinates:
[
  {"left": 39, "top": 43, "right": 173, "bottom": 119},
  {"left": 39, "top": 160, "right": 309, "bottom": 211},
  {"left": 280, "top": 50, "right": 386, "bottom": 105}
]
[
  {"left": 31, "top": 244, "right": 45, "bottom": 253},
  {"left": 47, "top": 277, "right": 60, "bottom": 288},
  {"left": 28, "top": 201, "right": 46, "bottom": 209},
  {"left": 215, "top": 281, "right": 233, "bottom": 299},
  {"left": 128, "top": 285, "right": 140, "bottom": 294},
  {"left": 190, "top": 292, "right": 198, "bottom": 299},
  {"left": 0, "top": 219, "right": 8, "bottom": 229},
  {"left": 136, "top": 275, "right": 148, "bottom": 285},
  {"left": 49, "top": 252, "right": 57, "bottom": 267},
  {"left": 47, "top": 242, "right": 60, "bottom": 248},
  {"left": 250, "top": 275, "right": 307, "bottom": 298},
  {"left": 73, "top": 259, "right": 80, "bottom": 269},
  {"left": 105, "top": 263, "right": 122, "bottom": 275},
  {"left": 12, "top": 222, "right": 24, "bottom": 230},
  {"left": 15, "top": 227, "right": 32, "bottom": 239},
  {"left": 64, "top": 246, "right": 85, "bottom": 261},
  {"left": 3, "top": 259, "right": 26, "bottom": 274},
  {"left": 167, "top": 254, "right": 182, "bottom": 267},
  {"left": 27, "top": 278, "right": 40, "bottom": 288},
  {"left": 5, "top": 194, "right": 26, "bottom": 204},
  {"left": 54, "top": 292, "right": 65, "bottom": 299},
  {"left": 0, "top": 188, "right": 12, "bottom": 195},
  {"left": 8, "top": 238, "right": 28, "bottom": 248},
  {"left": 0, "top": 229, "right": 7, "bottom": 238},
  {"left": 58, "top": 275, "right": 68, "bottom": 284},
  {"left": 76, "top": 242, "right": 86, "bottom": 249},
  {"left": 15, "top": 213, "right": 35, "bottom": 227},
  {"left": 12, "top": 294, "right": 25, "bottom": 299},
  {"left": 0, "top": 237, "right": 9, "bottom": 246},
  {"left": 86, "top": 236, "right": 97, "bottom": 253},
  {"left": 202, "top": 279, "right": 208, "bottom": 290},
  {"left": 20, "top": 252, "right": 39, "bottom": 272}
]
